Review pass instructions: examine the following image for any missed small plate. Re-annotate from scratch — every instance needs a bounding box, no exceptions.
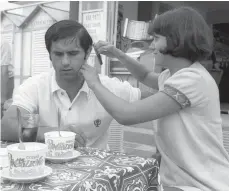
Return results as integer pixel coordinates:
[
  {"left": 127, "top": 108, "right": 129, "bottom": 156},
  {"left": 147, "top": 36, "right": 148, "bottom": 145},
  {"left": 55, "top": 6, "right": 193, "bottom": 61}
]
[
  {"left": 45, "top": 150, "right": 81, "bottom": 163},
  {"left": 1, "top": 166, "right": 52, "bottom": 183}
]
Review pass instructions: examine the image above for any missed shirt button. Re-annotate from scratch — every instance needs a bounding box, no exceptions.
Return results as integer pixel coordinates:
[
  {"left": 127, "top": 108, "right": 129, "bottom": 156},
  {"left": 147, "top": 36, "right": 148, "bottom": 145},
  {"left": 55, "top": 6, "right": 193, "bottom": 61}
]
[
  {"left": 69, "top": 107, "right": 72, "bottom": 111},
  {"left": 61, "top": 92, "right": 64, "bottom": 95}
]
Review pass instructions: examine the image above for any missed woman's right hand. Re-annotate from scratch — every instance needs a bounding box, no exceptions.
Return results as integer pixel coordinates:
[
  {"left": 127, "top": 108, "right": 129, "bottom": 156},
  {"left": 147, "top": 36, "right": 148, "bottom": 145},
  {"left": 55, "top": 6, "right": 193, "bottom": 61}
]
[{"left": 94, "top": 41, "right": 121, "bottom": 59}]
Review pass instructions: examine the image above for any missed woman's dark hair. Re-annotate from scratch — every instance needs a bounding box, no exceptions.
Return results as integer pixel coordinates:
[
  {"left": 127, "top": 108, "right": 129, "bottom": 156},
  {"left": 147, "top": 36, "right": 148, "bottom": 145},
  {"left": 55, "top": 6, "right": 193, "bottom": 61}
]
[
  {"left": 45, "top": 20, "right": 93, "bottom": 56},
  {"left": 148, "top": 7, "right": 213, "bottom": 62}
]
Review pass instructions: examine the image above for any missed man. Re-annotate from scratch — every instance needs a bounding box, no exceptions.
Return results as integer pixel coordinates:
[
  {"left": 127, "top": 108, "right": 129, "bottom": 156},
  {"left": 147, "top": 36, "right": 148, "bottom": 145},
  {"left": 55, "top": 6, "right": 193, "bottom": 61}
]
[
  {"left": 1, "top": 20, "right": 141, "bottom": 149},
  {"left": 1, "top": 41, "right": 14, "bottom": 118}
]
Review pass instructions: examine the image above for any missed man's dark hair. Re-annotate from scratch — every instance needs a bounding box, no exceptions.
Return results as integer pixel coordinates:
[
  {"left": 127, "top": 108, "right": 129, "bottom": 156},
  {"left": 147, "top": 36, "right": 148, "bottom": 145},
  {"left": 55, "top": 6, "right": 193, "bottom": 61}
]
[
  {"left": 45, "top": 20, "right": 93, "bottom": 56},
  {"left": 148, "top": 7, "right": 213, "bottom": 62}
]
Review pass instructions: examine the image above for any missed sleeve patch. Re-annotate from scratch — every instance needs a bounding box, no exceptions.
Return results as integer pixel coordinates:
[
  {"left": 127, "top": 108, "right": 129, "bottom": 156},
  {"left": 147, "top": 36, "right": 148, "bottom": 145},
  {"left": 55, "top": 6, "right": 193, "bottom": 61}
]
[{"left": 162, "top": 84, "right": 191, "bottom": 109}]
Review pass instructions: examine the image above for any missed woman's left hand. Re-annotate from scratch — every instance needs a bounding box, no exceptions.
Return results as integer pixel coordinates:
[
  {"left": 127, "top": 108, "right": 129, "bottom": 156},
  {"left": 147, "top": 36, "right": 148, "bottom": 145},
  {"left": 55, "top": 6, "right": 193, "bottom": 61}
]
[{"left": 80, "top": 64, "right": 101, "bottom": 89}]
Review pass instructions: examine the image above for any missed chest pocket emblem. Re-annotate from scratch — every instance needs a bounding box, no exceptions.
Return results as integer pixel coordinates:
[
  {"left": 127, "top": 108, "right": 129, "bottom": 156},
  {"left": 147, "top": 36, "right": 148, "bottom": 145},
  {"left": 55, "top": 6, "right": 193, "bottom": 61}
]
[{"left": 94, "top": 119, "right": 101, "bottom": 127}]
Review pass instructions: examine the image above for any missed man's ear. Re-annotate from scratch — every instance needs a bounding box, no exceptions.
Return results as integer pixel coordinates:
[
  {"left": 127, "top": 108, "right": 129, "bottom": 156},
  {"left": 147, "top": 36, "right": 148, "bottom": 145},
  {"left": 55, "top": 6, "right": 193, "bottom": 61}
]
[{"left": 85, "top": 46, "right": 92, "bottom": 60}]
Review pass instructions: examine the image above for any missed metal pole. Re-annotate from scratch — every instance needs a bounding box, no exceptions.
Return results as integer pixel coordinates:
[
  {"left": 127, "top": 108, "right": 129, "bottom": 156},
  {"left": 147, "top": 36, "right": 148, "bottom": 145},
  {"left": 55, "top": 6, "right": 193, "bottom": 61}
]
[{"left": 69, "top": 1, "right": 79, "bottom": 21}]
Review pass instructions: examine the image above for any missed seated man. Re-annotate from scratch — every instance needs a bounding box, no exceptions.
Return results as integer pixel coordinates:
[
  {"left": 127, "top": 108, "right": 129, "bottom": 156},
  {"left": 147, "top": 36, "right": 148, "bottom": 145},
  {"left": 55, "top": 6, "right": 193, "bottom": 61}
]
[
  {"left": 1, "top": 20, "right": 141, "bottom": 149},
  {"left": 1, "top": 41, "right": 14, "bottom": 118}
]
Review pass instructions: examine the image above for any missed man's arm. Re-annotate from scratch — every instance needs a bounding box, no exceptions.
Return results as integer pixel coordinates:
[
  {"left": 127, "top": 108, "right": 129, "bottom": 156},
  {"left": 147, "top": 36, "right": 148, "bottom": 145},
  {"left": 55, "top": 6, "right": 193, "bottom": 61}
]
[{"left": 1, "top": 105, "right": 30, "bottom": 142}]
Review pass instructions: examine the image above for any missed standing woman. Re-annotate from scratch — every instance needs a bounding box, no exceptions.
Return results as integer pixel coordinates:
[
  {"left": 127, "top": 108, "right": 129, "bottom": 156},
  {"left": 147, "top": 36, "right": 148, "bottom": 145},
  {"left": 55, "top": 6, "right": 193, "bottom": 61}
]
[
  {"left": 1, "top": 41, "right": 14, "bottom": 117},
  {"left": 81, "top": 7, "right": 229, "bottom": 191}
]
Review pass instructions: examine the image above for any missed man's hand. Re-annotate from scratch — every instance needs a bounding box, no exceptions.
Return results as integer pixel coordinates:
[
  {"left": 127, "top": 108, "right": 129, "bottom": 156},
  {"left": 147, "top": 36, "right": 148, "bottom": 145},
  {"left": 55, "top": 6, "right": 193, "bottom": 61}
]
[{"left": 63, "top": 125, "right": 87, "bottom": 148}]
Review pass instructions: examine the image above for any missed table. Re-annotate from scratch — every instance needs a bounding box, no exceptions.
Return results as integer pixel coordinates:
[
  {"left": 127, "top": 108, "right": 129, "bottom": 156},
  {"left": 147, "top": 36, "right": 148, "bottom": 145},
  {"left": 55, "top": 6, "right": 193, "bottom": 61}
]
[{"left": 1, "top": 145, "right": 160, "bottom": 191}]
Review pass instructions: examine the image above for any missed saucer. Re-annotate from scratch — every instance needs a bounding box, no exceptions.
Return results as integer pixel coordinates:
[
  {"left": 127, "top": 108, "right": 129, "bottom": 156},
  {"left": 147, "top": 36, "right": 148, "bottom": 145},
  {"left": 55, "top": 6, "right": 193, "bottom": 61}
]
[
  {"left": 45, "top": 150, "right": 81, "bottom": 163},
  {"left": 1, "top": 166, "right": 52, "bottom": 183}
]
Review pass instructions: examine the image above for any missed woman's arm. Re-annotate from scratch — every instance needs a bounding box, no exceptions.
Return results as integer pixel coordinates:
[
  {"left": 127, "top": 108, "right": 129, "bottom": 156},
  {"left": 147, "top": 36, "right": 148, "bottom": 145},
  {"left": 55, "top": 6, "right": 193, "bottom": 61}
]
[
  {"left": 81, "top": 64, "right": 180, "bottom": 126},
  {"left": 95, "top": 41, "right": 160, "bottom": 90},
  {"left": 116, "top": 49, "right": 159, "bottom": 90},
  {"left": 90, "top": 82, "right": 180, "bottom": 125}
]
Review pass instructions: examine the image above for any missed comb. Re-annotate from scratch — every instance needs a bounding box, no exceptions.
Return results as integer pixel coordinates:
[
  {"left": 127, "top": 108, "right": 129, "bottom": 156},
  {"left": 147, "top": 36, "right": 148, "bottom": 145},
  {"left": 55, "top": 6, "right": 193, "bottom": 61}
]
[{"left": 93, "top": 44, "right": 103, "bottom": 65}]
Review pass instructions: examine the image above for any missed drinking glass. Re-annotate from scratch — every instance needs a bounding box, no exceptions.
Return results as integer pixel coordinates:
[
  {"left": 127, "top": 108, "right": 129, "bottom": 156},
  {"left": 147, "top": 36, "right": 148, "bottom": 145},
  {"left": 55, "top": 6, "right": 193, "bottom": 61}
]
[{"left": 20, "top": 113, "right": 39, "bottom": 142}]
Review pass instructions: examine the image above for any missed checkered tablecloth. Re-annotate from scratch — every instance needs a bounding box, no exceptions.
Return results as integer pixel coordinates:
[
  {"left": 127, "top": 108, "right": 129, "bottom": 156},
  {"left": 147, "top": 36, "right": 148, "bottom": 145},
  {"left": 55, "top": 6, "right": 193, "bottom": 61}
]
[{"left": 1, "top": 146, "right": 160, "bottom": 191}]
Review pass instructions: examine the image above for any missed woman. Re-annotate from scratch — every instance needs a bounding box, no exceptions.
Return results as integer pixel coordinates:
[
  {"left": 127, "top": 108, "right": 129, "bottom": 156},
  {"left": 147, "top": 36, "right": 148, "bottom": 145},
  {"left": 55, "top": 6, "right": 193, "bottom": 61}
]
[{"left": 80, "top": 7, "right": 229, "bottom": 191}]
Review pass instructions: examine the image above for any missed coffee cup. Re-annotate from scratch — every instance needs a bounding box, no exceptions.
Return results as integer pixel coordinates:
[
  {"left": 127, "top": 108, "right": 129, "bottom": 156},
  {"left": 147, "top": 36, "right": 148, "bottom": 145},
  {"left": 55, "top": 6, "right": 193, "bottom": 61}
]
[
  {"left": 7, "top": 142, "right": 47, "bottom": 177},
  {"left": 44, "top": 131, "right": 76, "bottom": 158}
]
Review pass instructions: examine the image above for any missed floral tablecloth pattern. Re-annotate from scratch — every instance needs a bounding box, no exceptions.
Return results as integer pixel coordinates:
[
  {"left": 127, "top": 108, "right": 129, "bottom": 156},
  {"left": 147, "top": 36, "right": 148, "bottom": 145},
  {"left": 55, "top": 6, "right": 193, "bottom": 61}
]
[{"left": 1, "top": 147, "right": 160, "bottom": 191}]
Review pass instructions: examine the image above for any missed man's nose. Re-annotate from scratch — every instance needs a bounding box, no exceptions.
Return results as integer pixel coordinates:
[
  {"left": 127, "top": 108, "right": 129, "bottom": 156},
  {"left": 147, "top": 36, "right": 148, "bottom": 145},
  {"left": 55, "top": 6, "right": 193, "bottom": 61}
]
[{"left": 62, "top": 54, "right": 70, "bottom": 66}]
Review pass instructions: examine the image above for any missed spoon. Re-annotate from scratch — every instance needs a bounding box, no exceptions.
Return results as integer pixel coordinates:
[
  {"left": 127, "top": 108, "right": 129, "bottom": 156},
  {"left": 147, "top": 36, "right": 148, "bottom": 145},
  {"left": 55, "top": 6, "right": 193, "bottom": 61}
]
[
  {"left": 57, "top": 108, "right": 62, "bottom": 137},
  {"left": 17, "top": 108, "right": 26, "bottom": 150}
]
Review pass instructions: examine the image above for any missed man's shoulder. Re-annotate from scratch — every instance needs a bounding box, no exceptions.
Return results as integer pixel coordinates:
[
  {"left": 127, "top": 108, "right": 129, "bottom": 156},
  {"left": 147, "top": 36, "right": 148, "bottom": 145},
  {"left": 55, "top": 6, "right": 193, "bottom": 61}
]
[
  {"left": 98, "top": 74, "right": 140, "bottom": 101},
  {"left": 99, "top": 74, "right": 123, "bottom": 88},
  {"left": 22, "top": 70, "right": 53, "bottom": 86},
  {"left": 98, "top": 74, "right": 139, "bottom": 90}
]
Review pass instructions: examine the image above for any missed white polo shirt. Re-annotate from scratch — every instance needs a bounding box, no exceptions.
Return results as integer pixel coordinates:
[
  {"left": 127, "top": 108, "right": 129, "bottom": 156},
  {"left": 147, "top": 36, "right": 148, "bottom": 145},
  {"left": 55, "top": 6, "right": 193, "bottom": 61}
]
[{"left": 12, "top": 69, "right": 140, "bottom": 149}]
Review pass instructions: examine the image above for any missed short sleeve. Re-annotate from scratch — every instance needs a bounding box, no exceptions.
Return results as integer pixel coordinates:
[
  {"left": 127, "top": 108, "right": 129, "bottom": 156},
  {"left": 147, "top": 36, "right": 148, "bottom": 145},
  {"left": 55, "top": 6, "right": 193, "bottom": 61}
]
[
  {"left": 158, "top": 69, "right": 170, "bottom": 91},
  {"left": 160, "top": 69, "right": 209, "bottom": 108},
  {"left": 12, "top": 77, "right": 38, "bottom": 113},
  {"left": 100, "top": 75, "right": 141, "bottom": 102}
]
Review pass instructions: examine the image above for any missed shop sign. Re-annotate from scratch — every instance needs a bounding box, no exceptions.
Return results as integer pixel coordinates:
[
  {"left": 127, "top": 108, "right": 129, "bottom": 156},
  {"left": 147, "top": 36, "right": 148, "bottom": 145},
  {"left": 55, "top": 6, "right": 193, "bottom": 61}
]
[
  {"left": 82, "top": 11, "right": 106, "bottom": 43},
  {"left": 25, "top": 10, "right": 55, "bottom": 30}
]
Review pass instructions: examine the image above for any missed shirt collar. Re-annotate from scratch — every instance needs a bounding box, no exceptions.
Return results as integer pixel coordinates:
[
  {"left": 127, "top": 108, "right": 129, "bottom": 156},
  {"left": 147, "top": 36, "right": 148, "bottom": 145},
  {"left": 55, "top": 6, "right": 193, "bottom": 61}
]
[{"left": 51, "top": 70, "right": 90, "bottom": 96}]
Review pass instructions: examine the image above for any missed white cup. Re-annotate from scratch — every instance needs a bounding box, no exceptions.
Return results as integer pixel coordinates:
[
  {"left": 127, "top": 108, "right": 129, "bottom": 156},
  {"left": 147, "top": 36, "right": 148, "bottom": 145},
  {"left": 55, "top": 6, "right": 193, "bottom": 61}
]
[
  {"left": 0, "top": 148, "right": 9, "bottom": 168},
  {"left": 44, "top": 131, "right": 76, "bottom": 157},
  {"left": 7, "top": 142, "right": 47, "bottom": 177}
]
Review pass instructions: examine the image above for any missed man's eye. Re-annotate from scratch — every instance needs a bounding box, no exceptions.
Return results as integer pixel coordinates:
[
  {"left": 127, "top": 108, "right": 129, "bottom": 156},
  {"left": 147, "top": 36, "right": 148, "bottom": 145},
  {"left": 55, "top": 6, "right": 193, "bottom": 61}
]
[
  {"left": 68, "top": 51, "right": 78, "bottom": 56},
  {"left": 54, "top": 52, "right": 63, "bottom": 56}
]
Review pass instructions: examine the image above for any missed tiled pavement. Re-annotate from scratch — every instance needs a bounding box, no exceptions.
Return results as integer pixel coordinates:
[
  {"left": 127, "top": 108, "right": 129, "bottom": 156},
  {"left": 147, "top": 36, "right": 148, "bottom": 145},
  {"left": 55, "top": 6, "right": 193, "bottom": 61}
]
[
  {"left": 222, "top": 114, "right": 229, "bottom": 154},
  {"left": 122, "top": 121, "right": 157, "bottom": 158},
  {"left": 122, "top": 112, "right": 229, "bottom": 158}
]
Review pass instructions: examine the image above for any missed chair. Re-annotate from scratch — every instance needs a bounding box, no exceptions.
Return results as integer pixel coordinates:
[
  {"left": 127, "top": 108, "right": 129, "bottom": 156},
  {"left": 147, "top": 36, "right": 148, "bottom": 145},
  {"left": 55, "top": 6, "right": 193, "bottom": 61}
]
[{"left": 221, "top": 114, "right": 229, "bottom": 154}]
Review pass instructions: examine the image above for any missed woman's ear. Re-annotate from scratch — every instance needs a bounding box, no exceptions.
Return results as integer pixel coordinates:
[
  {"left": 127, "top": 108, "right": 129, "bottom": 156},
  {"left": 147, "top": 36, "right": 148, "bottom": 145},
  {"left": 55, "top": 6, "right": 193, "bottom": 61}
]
[{"left": 85, "top": 46, "right": 92, "bottom": 60}]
